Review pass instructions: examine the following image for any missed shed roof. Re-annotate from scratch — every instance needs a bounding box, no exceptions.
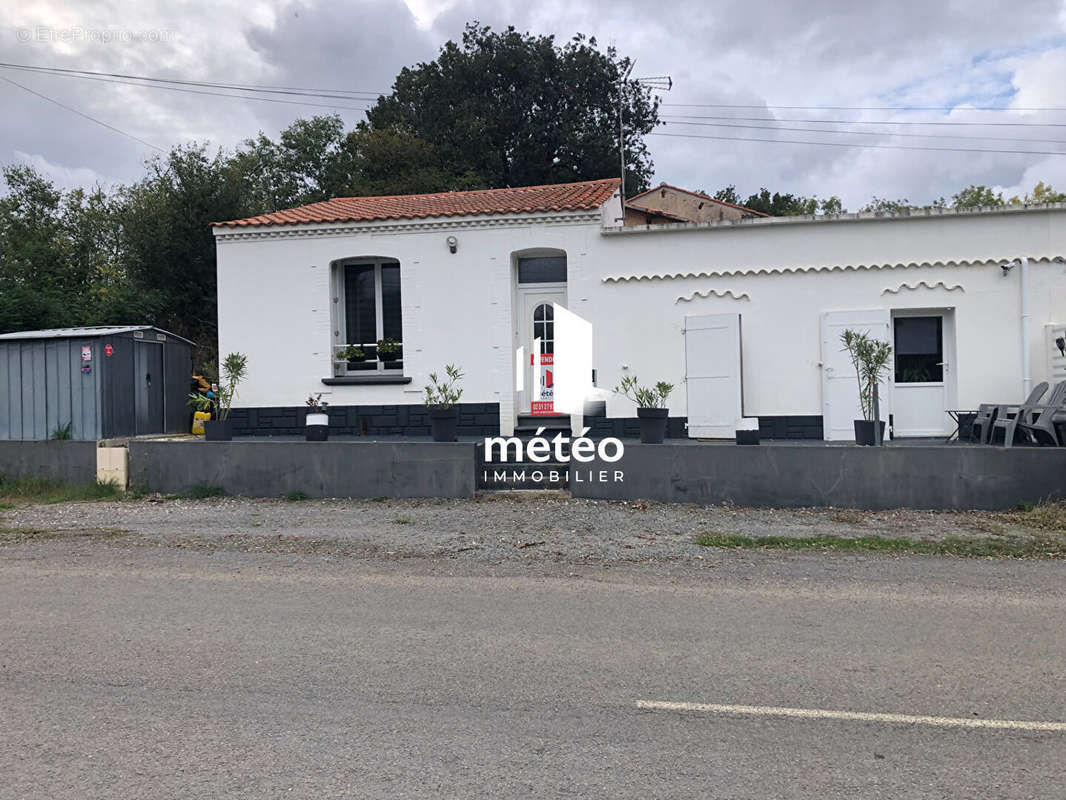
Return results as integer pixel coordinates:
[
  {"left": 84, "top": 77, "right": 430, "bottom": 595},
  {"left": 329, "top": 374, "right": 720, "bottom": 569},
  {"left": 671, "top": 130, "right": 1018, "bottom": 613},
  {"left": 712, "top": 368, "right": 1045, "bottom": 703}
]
[
  {"left": 0, "top": 326, "right": 195, "bottom": 345},
  {"left": 213, "top": 178, "right": 621, "bottom": 228}
]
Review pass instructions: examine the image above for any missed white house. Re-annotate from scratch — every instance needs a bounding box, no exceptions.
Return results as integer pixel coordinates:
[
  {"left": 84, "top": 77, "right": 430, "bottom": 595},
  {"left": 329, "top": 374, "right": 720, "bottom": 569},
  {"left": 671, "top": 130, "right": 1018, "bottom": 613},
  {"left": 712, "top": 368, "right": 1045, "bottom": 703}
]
[{"left": 212, "top": 178, "right": 1066, "bottom": 440}]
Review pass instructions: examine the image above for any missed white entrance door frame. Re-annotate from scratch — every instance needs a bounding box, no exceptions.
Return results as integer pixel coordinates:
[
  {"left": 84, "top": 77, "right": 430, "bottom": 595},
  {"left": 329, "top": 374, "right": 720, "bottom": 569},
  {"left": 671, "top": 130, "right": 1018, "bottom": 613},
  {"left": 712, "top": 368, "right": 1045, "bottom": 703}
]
[
  {"left": 517, "top": 285, "right": 566, "bottom": 414},
  {"left": 891, "top": 308, "right": 957, "bottom": 437},
  {"left": 821, "top": 309, "right": 892, "bottom": 441},
  {"left": 684, "top": 313, "right": 743, "bottom": 438}
]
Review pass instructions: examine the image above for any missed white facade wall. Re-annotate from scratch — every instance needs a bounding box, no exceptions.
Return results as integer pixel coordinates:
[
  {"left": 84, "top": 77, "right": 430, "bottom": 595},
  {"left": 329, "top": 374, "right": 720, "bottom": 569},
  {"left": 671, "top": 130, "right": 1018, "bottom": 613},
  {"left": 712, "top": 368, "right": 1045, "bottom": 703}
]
[
  {"left": 216, "top": 203, "right": 1066, "bottom": 435},
  {"left": 215, "top": 211, "right": 600, "bottom": 433},
  {"left": 581, "top": 209, "right": 1066, "bottom": 420}
]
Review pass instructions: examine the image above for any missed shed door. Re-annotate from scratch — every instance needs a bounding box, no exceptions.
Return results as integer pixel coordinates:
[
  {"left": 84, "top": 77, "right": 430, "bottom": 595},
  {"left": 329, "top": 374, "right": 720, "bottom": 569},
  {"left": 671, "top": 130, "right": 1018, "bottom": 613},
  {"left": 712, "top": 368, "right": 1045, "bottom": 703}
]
[
  {"left": 685, "top": 313, "right": 742, "bottom": 438},
  {"left": 134, "top": 341, "right": 165, "bottom": 435},
  {"left": 821, "top": 309, "right": 891, "bottom": 441}
]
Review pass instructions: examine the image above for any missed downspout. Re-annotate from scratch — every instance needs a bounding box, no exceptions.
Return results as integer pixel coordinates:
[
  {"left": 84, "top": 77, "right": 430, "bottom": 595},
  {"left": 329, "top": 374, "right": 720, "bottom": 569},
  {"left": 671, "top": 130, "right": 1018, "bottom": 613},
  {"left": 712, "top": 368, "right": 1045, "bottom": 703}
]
[{"left": 1021, "top": 256, "right": 1031, "bottom": 397}]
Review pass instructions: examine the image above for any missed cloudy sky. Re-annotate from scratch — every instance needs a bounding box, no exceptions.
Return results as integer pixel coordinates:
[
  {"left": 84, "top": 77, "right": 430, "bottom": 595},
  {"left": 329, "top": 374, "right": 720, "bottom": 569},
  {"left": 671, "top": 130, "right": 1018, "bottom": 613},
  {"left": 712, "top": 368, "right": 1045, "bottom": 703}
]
[{"left": 2, "top": 0, "right": 1066, "bottom": 209}]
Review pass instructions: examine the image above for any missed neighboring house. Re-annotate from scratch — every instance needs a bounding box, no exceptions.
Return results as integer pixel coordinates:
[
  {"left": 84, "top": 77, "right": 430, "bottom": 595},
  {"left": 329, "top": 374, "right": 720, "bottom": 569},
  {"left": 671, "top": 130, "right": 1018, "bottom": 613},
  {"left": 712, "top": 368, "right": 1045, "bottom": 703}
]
[
  {"left": 624, "top": 183, "right": 766, "bottom": 226},
  {"left": 212, "top": 178, "right": 1066, "bottom": 440}
]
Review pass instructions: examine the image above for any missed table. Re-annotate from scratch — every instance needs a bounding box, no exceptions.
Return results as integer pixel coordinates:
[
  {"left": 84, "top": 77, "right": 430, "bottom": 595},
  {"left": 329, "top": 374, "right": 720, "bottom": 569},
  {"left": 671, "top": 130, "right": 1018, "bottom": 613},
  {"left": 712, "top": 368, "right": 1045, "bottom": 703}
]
[{"left": 946, "top": 409, "right": 978, "bottom": 443}]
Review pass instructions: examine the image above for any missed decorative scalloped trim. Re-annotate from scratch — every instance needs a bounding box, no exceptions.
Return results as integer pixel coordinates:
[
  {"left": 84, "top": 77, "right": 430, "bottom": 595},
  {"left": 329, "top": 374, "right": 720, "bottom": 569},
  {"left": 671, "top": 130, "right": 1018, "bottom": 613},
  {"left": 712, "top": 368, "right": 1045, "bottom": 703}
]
[
  {"left": 676, "top": 289, "right": 751, "bottom": 303},
  {"left": 602, "top": 256, "right": 1063, "bottom": 283},
  {"left": 882, "top": 280, "right": 965, "bottom": 295}
]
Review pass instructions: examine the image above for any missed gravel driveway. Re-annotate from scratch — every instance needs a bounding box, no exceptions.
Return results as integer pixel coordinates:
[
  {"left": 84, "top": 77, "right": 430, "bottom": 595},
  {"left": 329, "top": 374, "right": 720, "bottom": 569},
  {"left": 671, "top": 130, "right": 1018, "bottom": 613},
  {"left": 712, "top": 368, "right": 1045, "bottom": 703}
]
[{"left": 0, "top": 493, "right": 1048, "bottom": 564}]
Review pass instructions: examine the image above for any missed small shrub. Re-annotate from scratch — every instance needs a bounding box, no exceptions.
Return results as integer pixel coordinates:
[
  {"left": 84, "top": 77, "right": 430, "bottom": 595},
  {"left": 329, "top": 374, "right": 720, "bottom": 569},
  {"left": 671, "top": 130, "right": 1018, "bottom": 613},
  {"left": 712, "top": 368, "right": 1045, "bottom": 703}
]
[
  {"left": 50, "top": 422, "right": 72, "bottom": 440},
  {"left": 284, "top": 490, "right": 311, "bottom": 502},
  {"left": 614, "top": 375, "right": 674, "bottom": 409},
  {"left": 393, "top": 515, "right": 412, "bottom": 525},
  {"left": 186, "top": 484, "right": 226, "bottom": 499}
]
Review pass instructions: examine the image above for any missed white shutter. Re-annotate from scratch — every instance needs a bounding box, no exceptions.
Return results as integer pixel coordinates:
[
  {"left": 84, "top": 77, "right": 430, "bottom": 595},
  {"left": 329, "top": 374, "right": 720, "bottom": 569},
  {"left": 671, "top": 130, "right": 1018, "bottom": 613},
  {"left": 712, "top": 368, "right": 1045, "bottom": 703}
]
[
  {"left": 821, "top": 310, "right": 891, "bottom": 441},
  {"left": 685, "top": 313, "right": 743, "bottom": 438}
]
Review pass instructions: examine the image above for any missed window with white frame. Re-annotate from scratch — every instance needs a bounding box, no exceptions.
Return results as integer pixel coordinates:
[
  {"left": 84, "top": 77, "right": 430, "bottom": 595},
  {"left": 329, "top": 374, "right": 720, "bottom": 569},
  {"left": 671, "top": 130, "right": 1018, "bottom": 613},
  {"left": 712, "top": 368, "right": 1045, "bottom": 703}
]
[{"left": 334, "top": 259, "right": 403, "bottom": 373}]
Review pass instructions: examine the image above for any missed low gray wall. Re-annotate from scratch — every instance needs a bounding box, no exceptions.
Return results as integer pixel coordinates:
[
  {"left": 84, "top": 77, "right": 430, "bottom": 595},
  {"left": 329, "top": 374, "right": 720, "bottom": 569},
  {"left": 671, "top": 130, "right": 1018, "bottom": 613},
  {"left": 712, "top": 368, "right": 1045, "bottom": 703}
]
[
  {"left": 0, "top": 440, "right": 98, "bottom": 484},
  {"left": 571, "top": 444, "right": 1066, "bottom": 510},
  {"left": 128, "top": 440, "right": 476, "bottom": 499}
]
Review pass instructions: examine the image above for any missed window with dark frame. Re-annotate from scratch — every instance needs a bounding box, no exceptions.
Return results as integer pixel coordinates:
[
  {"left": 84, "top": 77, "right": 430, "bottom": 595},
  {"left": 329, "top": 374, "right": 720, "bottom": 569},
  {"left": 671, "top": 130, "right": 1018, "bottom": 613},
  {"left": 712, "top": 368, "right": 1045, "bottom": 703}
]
[
  {"left": 339, "top": 260, "right": 403, "bottom": 373},
  {"left": 518, "top": 256, "right": 567, "bottom": 284},
  {"left": 893, "top": 316, "right": 943, "bottom": 383}
]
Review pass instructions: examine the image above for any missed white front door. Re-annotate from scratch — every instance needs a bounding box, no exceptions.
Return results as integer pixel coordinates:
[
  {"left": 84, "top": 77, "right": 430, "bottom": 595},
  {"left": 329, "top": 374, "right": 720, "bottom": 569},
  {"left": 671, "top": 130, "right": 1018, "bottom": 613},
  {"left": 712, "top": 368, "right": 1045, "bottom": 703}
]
[
  {"left": 519, "top": 288, "right": 566, "bottom": 413},
  {"left": 892, "top": 311, "right": 954, "bottom": 437},
  {"left": 685, "top": 313, "right": 743, "bottom": 438},
  {"left": 821, "top": 310, "right": 892, "bottom": 441}
]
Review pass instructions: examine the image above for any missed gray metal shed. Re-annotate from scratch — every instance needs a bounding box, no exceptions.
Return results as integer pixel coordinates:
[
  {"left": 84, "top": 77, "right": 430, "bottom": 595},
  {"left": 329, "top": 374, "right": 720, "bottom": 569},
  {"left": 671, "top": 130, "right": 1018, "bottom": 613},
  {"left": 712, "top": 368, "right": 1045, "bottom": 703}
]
[{"left": 0, "top": 326, "right": 195, "bottom": 441}]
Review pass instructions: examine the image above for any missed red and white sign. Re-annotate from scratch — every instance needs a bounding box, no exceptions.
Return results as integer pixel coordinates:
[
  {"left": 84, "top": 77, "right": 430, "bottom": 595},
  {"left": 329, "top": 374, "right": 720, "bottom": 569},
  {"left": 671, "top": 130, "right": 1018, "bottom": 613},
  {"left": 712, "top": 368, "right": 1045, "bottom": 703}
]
[
  {"left": 80, "top": 345, "right": 92, "bottom": 362},
  {"left": 104, "top": 344, "right": 113, "bottom": 357},
  {"left": 531, "top": 352, "right": 555, "bottom": 414}
]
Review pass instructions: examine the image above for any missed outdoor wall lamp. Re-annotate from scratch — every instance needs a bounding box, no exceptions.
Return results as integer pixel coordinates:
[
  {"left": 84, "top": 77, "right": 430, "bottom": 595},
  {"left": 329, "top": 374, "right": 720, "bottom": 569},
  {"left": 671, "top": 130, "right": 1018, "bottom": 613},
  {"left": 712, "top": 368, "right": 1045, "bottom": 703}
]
[
  {"left": 1001, "top": 260, "right": 1019, "bottom": 275},
  {"left": 446, "top": 235, "right": 458, "bottom": 254}
]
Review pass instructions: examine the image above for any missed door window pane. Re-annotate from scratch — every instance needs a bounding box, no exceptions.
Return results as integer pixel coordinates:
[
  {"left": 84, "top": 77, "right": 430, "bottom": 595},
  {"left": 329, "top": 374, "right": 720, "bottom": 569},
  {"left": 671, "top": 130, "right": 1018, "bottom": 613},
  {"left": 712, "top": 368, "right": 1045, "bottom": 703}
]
[
  {"left": 894, "top": 316, "right": 943, "bottom": 383},
  {"left": 344, "top": 265, "right": 376, "bottom": 345},
  {"left": 533, "top": 303, "right": 554, "bottom": 354},
  {"left": 381, "top": 264, "right": 402, "bottom": 341},
  {"left": 518, "top": 256, "right": 567, "bottom": 284}
]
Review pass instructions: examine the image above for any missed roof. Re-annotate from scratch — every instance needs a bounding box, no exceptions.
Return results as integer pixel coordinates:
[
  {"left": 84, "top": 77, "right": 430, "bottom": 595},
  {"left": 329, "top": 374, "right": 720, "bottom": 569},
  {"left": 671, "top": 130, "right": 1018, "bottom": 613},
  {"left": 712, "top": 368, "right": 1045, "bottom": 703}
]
[
  {"left": 0, "top": 326, "right": 195, "bottom": 345},
  {"left": 626, "top": 183, "right": 769, "bottom": 217},
  {"left": 214, "top": 178, "right": 621, "bottom": 228},
  {"left": 604, "top": 200, "right": 1066, "bottom": 237}
]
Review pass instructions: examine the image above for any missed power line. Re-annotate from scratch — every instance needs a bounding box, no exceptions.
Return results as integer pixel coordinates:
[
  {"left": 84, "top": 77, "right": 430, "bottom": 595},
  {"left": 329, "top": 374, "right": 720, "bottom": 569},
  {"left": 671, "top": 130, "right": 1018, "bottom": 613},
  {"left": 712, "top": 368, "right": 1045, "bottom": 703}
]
[
  {"left": 649, "top": 130, "right": 1066, "bottom": 156},
  {"left": 2, "top": 68, "right": 372, "bottom": 113},
  {"left": 0, "top": 62, "right": 384, "bottom": 100},
  {"left": 662, "top": 112, "right": 1066, "bottom": 128},
  {"left": 663, "top": 102, "right": 1066, "bottom": 112},
  {"left": 1, "top": 74, "right": 165, "bottom": 152},
  {"left": 658, "top": 118, "right": 1066, "bottom": 146}
]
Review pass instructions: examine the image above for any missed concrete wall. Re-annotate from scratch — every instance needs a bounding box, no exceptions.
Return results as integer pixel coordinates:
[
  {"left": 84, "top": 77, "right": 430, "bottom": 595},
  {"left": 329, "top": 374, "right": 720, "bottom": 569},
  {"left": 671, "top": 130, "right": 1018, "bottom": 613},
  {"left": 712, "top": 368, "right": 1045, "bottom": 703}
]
[
  {"left": 128, "top": 440, "right": 476, "bottom": 498},
  {"left": 0, "top": 440, "right": 98, "bottom": 484},
  {"left": 571, "top": 443, "right": 1066, "bottom": 510}
]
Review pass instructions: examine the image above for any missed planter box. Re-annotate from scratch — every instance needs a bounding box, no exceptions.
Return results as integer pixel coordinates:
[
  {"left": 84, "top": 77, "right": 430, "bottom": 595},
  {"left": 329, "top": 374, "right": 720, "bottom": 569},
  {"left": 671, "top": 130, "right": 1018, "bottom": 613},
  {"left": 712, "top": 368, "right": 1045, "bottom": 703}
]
[
  {"left": 854, "top": 419, "right": 887, "bottom": 446},
  {"left": 429, "top": 407, "right": 458, "bottom": 442},
  {"left": 637, "top": 407, "right": 669, "bottom": 444},
  {"left": 203, "top": 419, "right": 233, "bottom": 441}
]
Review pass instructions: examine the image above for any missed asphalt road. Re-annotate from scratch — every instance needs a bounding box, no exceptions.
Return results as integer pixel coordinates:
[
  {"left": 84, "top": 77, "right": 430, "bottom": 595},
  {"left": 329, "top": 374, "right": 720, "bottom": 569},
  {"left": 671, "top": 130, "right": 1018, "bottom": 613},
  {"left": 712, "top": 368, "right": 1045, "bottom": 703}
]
[{"left": 2, "top": 540, "right": 1065, "bottom": 798}]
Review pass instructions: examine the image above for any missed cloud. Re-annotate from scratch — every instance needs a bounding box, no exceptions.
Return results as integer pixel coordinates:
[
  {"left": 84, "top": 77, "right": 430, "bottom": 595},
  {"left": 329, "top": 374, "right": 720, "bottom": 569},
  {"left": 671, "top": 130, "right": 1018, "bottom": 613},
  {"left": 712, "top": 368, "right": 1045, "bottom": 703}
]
[{"left": 2, "top": 0, "right": 1066, "bottom": 209}]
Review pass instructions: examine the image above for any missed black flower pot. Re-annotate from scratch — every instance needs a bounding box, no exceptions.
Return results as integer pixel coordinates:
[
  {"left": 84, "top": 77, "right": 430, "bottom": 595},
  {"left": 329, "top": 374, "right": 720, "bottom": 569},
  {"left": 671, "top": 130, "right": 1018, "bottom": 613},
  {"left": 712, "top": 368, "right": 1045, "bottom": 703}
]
[
  {"left": 203, "top": 419, "right": 233, "bottom": 441},
  {"left": 637, "top": 407, "right": 669, "bottom": 444},
  {"left": 854, "top": 419, "right": 886, "bottom": 446},
  {"left": 429, "top": 407, "right": 459, "bottom": 442},
  {"left": 379, "top": 348, "right": 402, "bottom": 364},
  {"left": 346, "top": 355, "right": 366, "bottom": 366}
]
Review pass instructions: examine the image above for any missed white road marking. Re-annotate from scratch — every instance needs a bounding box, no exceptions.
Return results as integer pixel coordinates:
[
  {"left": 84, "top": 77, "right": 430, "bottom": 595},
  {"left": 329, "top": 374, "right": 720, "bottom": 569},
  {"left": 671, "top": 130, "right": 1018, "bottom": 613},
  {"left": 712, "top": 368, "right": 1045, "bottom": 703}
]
[{"left": 636, "top": 701, "right": 1066, "bottom": 732}]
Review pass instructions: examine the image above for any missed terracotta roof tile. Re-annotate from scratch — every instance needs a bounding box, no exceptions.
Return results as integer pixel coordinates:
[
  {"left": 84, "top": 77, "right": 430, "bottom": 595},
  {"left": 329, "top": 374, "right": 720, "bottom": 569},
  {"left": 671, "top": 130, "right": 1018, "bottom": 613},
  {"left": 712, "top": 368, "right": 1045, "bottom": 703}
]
[{"left": 214, "top": 178, "right": 621, "bottom": 228}]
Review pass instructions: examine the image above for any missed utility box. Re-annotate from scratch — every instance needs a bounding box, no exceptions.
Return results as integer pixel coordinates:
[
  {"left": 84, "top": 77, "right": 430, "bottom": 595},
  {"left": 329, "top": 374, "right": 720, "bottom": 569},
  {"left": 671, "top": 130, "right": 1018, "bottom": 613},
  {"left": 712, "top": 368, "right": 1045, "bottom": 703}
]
[{"left": 0, "top": 326, "right": 194, "bottom": 441}]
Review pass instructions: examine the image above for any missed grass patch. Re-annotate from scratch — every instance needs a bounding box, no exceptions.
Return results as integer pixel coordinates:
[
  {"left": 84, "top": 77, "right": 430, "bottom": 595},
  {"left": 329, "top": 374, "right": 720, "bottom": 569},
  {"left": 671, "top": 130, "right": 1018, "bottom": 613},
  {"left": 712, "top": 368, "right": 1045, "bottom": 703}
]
[
  {"left": 1008, "top": 501, "right": 1066, "bottom": 534},
  {"left": 393, "top": 515, "right": 412, "bottom": 525},
  {"left": 283, "top": 490, "right": 311, "bottom": 502},
  {"left": 0, "top": 475, "right": 121, "bottom": 505},
  {"left": 695, "top": 531, "right": 1066, "bottom": 559}
]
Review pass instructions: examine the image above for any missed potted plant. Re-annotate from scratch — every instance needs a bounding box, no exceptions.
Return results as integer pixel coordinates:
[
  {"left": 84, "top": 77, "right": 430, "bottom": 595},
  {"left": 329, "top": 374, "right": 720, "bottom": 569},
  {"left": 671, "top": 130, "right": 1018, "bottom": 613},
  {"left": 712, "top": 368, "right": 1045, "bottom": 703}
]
[
  {"left": 376, "top": 337, "right": 402, "bottom": 364},
  {"left": 424, "top": 364, "right": 463, "bottom": 442},
  {"left": 305, "top": 393, "right": 329, "bottom": 441},
  {"left": 338, "top": 344, "right": 365, "bottom": 365},
  {"left": 840, "top": 329, "right": 892, "bottom": 446},
  {"left": 615, "top": 375, "right": 674, "bottom": 443},
  {"left": 199, "top": 353, "right": 247, "bottom": 441}
]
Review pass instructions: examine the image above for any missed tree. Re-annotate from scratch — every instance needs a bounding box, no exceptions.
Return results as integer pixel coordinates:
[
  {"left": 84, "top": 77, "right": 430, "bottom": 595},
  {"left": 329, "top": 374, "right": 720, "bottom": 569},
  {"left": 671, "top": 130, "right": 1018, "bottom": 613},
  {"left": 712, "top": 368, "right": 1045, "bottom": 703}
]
[
  {"left": 232, "top": 116, "right": 355, "bottom": 212},
  {"left": 366, "top": 23, "right": 660, "bottom": 195},
  {"left": 120, "top": 144, "right": 250, "bottom": 360},
  {"left": 740, "top": 188, "right": 818, "bottom": 216},
  {"left": 952, "top": 184, "right": 1003, "bottom": 208},
  {"left": 1008, "top": 180, "right": 1066, "bottom": 205}
]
